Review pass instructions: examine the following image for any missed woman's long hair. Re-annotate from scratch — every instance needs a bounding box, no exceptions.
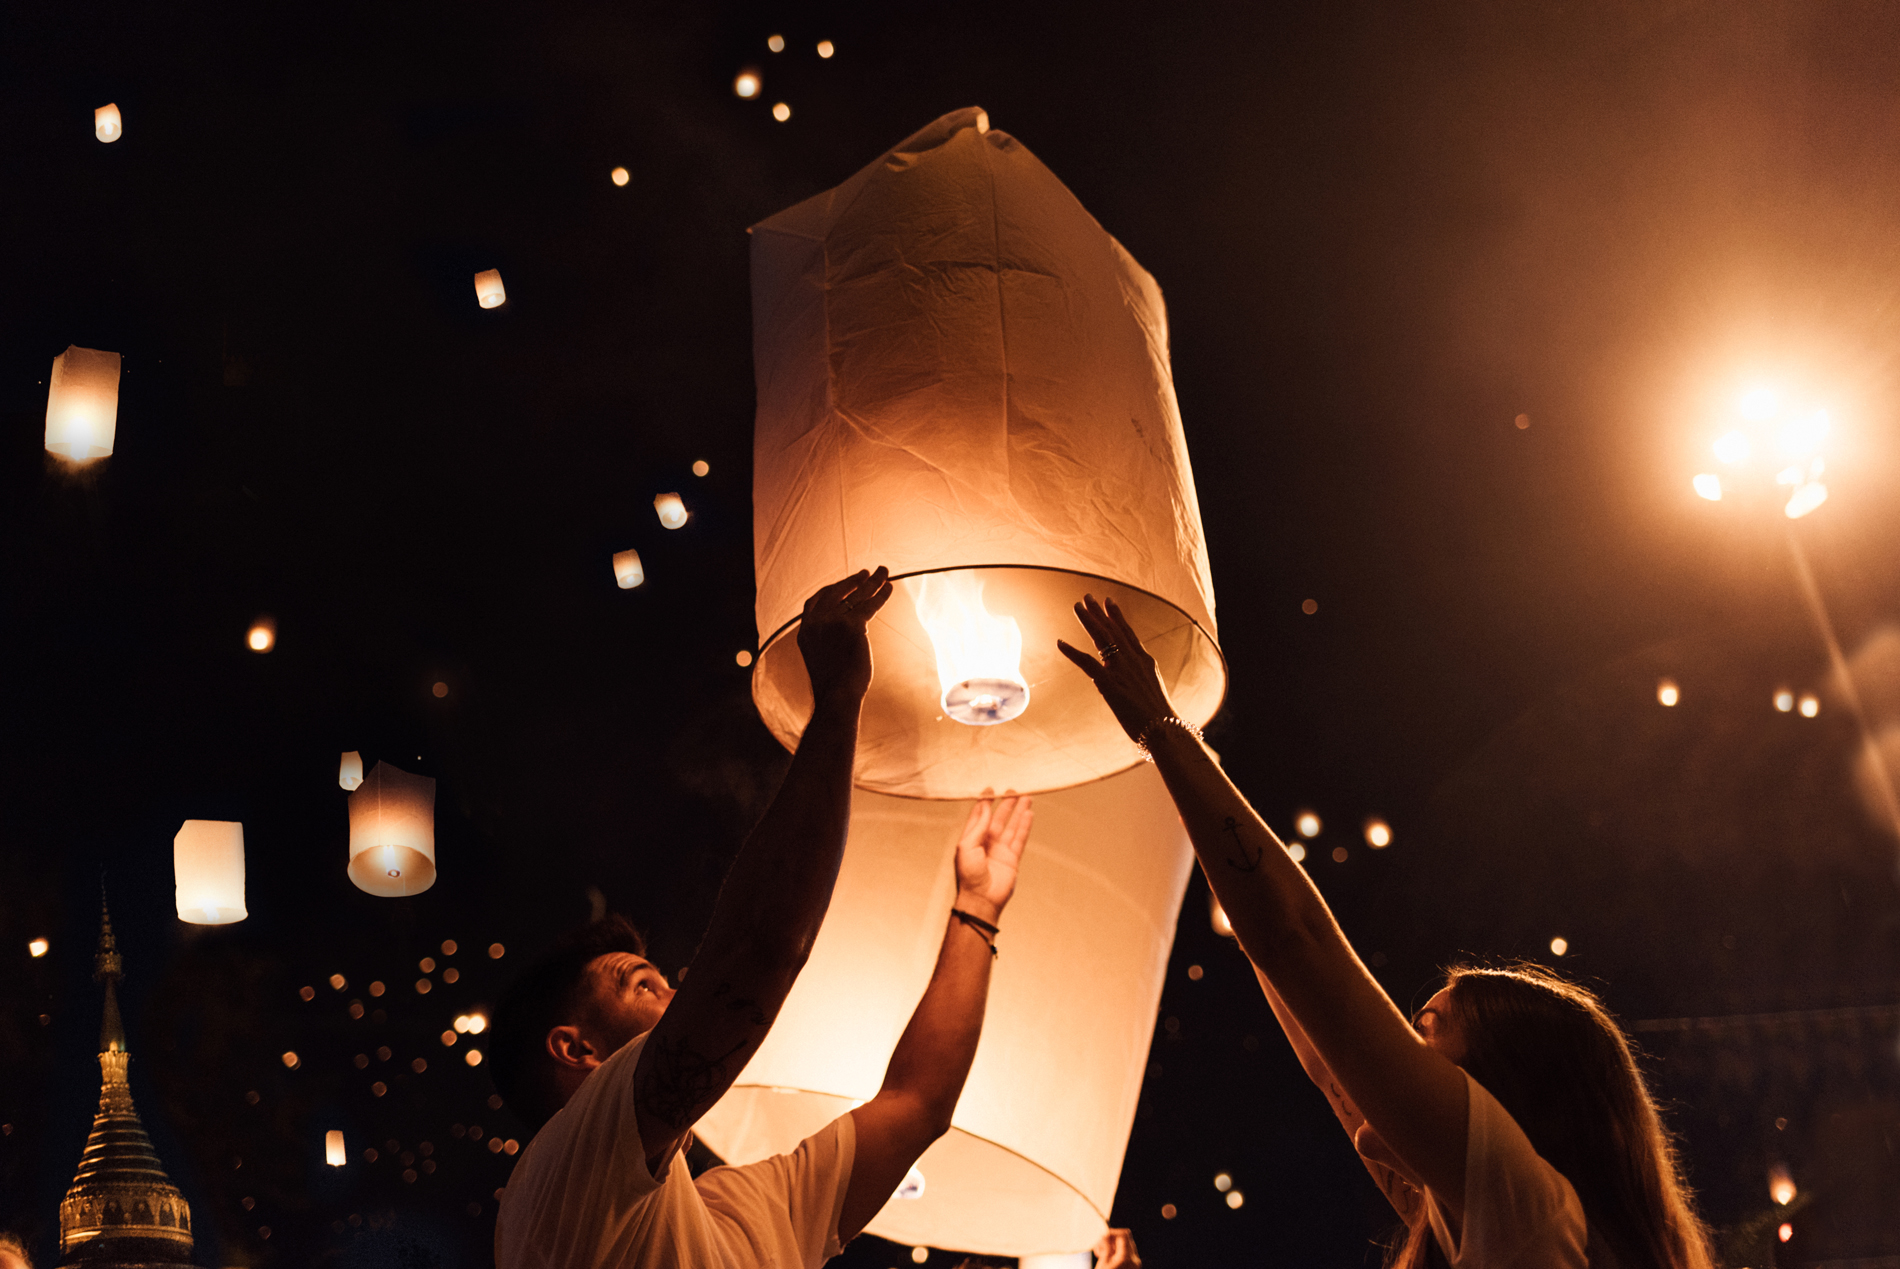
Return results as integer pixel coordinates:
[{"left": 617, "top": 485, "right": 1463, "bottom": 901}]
[{"left": 1391, "top": 964, "right": 1713, "bottom": 1269}]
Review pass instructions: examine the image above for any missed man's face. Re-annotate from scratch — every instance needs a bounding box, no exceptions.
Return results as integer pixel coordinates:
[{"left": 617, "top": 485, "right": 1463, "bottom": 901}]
[{"left": 576, "top": 951, "right": 676, "bottom": 1058}]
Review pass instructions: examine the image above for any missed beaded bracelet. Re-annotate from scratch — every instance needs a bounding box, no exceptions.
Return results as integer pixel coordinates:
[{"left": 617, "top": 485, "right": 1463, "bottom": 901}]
[
  {"left": 951, "top": 909, "right": 1000, "bottom": 957},
  {"left": 1133, "top": 715, "right": 1205, "bottom": 762}
]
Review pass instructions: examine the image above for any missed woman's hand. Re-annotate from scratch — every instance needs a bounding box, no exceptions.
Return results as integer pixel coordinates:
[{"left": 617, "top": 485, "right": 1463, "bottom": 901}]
[
  {"left": 1057, "top": 593, "right": 1177, "bottom": 743},
  {"left": 952, "top": 794, "right": 1033, "bottom": 924}
]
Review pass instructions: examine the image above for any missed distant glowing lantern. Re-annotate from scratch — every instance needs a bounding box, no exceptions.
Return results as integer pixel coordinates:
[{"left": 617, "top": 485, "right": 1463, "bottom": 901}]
[
  {"left": 95, "top": 103, "right": 122, "bottom": 142},
  {"left": 1798, "top": 693, "right": 1820, "bottom": 718},
  {"left": 747, "top": 107, "right": 1222, "bottom": 798},
  {"left": 282, "top": 1051, "right": 300, "bottom": 1070},
  {"left": 817, "top": 39, "right": 836, "bottom": 58},
  {"left": 339, "top": 750, "right": 364, "bottom": 791},
  {"left": 1774, "top": 689, "right": 1794, "bottom": 713},
  {"left": 28, "top": 939, "right": 49, "bottom": 958},
  {"left": 174, "top": 820, "right": 248, "bottom": 924},
  {"left": 1364, "top": 819, "right": 1392, "bottom": 848},
  {"left": 611, "top": 166, "right": 630, "bottom": 186},
  {"left": 736, "top": 650, "right": 754, "bottom": 667},
  {"left": 1295, "top": 811, "right": 1321, "bottom": 838},
  {"left": 1779, "top": 1223, "right": 1793, "bottom": 1243},
  {"left": 1769, "top": 1163, "right": 1795, "bottom": 1206},
  {"left": 1657, "top": 679, "right": 1679, "bottom": 707},
  {"left": 346, "top": 761, "right": 437, "bottom": 896},
  {"left": 1549, "top": 936, "right": 1568, "bottom": 956},
  {"left": 1692, "top": 473, "right": 1722, "bottom": 501},
  {"left": 693, "top": 459, "right": 710, "bottom": 476},
  {"left": 1287, "top": 842, "right": 1306, "bottom": 863},
  {"left": 767, "top": 34, "right": 785, "bottom": 53},
  {"left": 465, "top": 1012, "right": 487, "bottom": 1033},
  {"left": 465, "top": 1048, "right": 483, "bottom": 1066},
  {"left": 772, "top": 102, "right": 792, "bottom": 122},
  {"left": 1213, "top": 1173, "right": 1232, "bottom": 1192},
  {"left": 698, "top": 764, "right": 1193, "bottom": 1255},
  {"left": 654, "top": 492, "right": 687, "bottom": 529},
  {"left": 473, "top": 269, "right": 506, "bottom": 309},
  {"left": 612, "top": 548, "right": 645, "bottom": 589},
  {"left": 1225, "top": 1190, "right": 1245, "bottom": 1210},
  {"left": 734, "top": 70, "right": 762, "bottom": 98},
  {"left": 1210, "top": 893, "right": 1233, "bottom": 937},
  {"left": 44, "top": 345, "right": 121, "bottom": 462},
  {"left": 325, "top": 1130, "right": 347, "bottom": 1167},
  {"left": 247, "top": 617, "right": 276, "bottom": 652}
]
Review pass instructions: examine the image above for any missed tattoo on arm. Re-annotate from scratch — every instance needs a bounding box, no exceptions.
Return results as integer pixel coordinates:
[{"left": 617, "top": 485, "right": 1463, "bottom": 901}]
[
  {"left": 1223, "top": 816, "right": 1262, "bottom": 872},
  {"left": 639, "top": 981, "right": 777, "bottom": 1129}
]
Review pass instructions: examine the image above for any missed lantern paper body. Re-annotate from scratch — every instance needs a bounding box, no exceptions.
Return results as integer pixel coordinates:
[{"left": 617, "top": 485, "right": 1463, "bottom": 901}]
[
  {"left": 346, "top": 762, "right": 436, "bottom": 897},
  {"left": 44, "top": 346, "right": 122, "bottom": 463},
  {"left": 325, "top": 1131, "right": 347, "bottom": 1167},
  {"left": 338, "top": 750, "right": 364, "bottom": 791},
  {"left": 749, "top": 107, "right": 1222, "bottom": 798},
  {"left": 173, "top": 820, "right": 247, "bottom": 925},
  {"left": 94, "top": 103, "right": 122, "bottom": 142},
  {"left": 474, "top": 269, "right": 506, "bottom": 308},
  {"left": 695, "top": 764, "right": 1191, "bottom": 1255},
  {"left": 653, "top": 492, "right": 687, "bottom": 529},
  {"left": 612, "top": 548, "right": 645, "bottom": 589}
]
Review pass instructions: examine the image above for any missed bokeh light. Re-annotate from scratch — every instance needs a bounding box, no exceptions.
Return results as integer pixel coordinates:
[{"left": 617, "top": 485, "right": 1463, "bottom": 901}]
[
  {"left": 1769, "top": 1163, "right": 1796, "bottom": 1206},
  {"left": 1779, "top": 1223, "right": 1794, "bottom": 1243},
  {"left": 1550, "top": 936, "right": 1569, "bottom": 956},
  {"left": 247, "top": 618, "right": 276, "bottom": 652},
  {"left": 1774, "top": 688, "right": 1794, "bottom": 712},
  {"left": 1226, "top": 1190, "right": 1245, "bottom": 1209},
  {"left": 27, "top": 939, "right": 48, "bottom": 958},
  {"left": 1295, "top": 811, "right": 1321, "bottom": 838},
  {"left": 767, "top": 34, "right": 785, "bottom": 52},
  {"left": 1364, "top": 819, "right": 1392, "bottom": 848},
  {"left": 1657, "top": 679, "right": 1679, "bottom": 707},
  {"left": 1692, "top": 473, "right": 1722, "bottom": 501},
  {"left": 733, "top": 71, "right": 761, "bottom": 98},
  {"left": 736, "top": 650, "right": 754, "bottom": 667},
  {"left": 280, "top": 1051, "right": 300, "bottom": 1070},
  {"left": 1799, "top": 693, "right": 1820, "bottom": 718},
  {"left": 1287, "top": 842, "right": 1306, "bottom": 863},
  {"left": 817, "top": 40, "right": 835, "bottom": 57},
  {"left": 1213, "top": 1172, "right": 1231, "bottom": 1192},
  {"left": 610, "top": 166, "right": 629, "bottom": 186},
  {"left": 772, "top": 102, "right": 792, "bottom": 122},
  {"left": 465, "top": 1049, "right": 484, "bottom": 1067}
]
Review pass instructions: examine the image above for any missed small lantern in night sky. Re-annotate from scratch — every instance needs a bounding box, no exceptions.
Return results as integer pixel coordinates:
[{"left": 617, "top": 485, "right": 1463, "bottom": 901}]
[
  {"left": 473, "top": 269, "right": 506, "bottom": 309},
  {"left": 612, "top": 548, "right": 645, "bottom": 589},
  {"left": 347, "top": 761, "right": 436, "bottom": 897},
  {"left": 94, "top": 104, "right": 122, "bottom": 142},
  {"left": 44, "top": 346, "right": 122, "bottom": 463},
  {"left": 653, "top": 493, "right": 687, "bottom": 529},
  {"left": 338, "top": 750, "right": 364, "bottom": 791},
  {"left": 174, "top": 820, "right": 247, "bottom": 924}
]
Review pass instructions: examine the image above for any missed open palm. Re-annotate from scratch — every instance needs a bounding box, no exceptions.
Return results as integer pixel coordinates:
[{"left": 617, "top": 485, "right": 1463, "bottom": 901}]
[{"left": 954, "top": 795, "right": 1033, "bottom": 918}]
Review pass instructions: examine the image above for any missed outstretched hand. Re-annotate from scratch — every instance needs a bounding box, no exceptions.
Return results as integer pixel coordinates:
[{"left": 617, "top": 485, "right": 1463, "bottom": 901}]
[
  {"left": 797, "top": 567, "right": 893, "bottom": 707},
  {"left": 1057, "top": 594, "right": 1176, "bottom": 743},
  {"left": 1093, "top": 1229, "right": 1142, "bottom": 1268},
  {"left": 953, "top": 794, "right": 1033, "bottom": 924}
]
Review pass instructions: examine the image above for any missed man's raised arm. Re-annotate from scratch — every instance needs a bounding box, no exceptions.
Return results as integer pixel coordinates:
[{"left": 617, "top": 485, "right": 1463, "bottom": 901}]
[{"left": 631, "top": 567, "right": 892, "bottom": 1173}]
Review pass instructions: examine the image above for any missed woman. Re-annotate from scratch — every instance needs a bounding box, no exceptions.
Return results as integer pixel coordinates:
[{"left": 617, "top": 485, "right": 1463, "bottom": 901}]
[{"left": 1058, "top": 596, "right": 1712, "bottom": 1269}]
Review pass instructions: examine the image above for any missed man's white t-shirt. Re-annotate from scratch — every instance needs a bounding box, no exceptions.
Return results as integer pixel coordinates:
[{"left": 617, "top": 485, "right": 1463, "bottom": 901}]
[
  {"left": 495, "top": 1034, "right": 857, "bottom": 1269},
  {"left": 1419, "top": 1072, "right": 1590, "bottom": 1268}
]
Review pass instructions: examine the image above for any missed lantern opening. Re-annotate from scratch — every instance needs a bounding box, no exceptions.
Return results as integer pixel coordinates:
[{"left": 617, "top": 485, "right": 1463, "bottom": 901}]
[{"left": 914, "top": 572, "right": 1029, "bottom": 726}]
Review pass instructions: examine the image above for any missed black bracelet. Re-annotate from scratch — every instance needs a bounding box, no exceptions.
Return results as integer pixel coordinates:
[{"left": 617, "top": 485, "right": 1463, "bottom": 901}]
[{"left": 951, "top": 909, "right": 1000, "bottom": 957}]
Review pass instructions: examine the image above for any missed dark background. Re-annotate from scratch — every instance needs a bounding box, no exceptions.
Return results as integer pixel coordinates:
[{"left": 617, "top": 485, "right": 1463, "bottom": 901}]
[{"left": 5, "top": 1, "right": 1900, "bottom": 1265}]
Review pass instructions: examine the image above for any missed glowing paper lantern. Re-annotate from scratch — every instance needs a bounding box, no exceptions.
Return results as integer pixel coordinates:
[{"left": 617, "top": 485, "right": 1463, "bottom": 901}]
[
  {"left": 612, "top": 548, "right": 645, "bottom": 589},
  {"left": 95, "top": 104, "right": 122, "bottom": 142},
  {"left": 173, "top": 821, "right": 247, "bottom": 924},
  {"left": 474, "top": 269, "right": 506, "bottom": 309},
  {"left": 654, "top": 492, "right": 687, "bottom": 529},
  {"left": 44, "top": 346, "right": 122, "bottom": 462},
  {"left": 748, "top": 107, "right": 1223, "bottom": 798},
  {"left": 347, "top": 762, "right": 436, "bottom": 897},
  {"left": 697, "top": 764, "right": 1192, "bottom": 1255},
  {"left": 325, "top": 1131, "right": 347, "bottom": 1167},
  {"left": 339, "top": 751, "right": 364, "bottom": 791}
]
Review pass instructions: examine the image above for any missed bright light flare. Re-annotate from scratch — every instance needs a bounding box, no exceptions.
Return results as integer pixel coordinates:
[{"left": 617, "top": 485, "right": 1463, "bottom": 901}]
[
  {"left": 1209, "top": 894, "right": 1234, "bottom": 937},
  {"left": 1295, "top": 811, "right": 1321, "bottom": 838},
  {"left": 612, "top": 548, "right": 644, "bottom": 589},
  {"left": 325, "top": 1130, "right": 346, "bottom": 1167},
  {"left": 465, "top": 1012, "right": 487, "bottom": 1034},
  {"left": 1713, "top": 431, "right": 1750, "bottom": 464},
  {"left": 28, "top": 939, "right": 48, "bottom": 958},
  {"left": 912, "top": 571, "right": 1027, "bottom": 725},
  {"left": 1657, "top": 679, "right": 1679, "bottom": 707},
  {"left": 1785, "top": 482, "right": 1828, "bottom": 519},
  {"left": 734, "top": 71, "right": 762, "bottom": 98},
  {"left": 1769, "top": 1163, "right": 1796, "bottom": 1206},
  {"left": 1740, "top": 387, "right": 1779, "bottom": 421},
  {"left": 1364, "top": 819, "right": 1392, "bottom": 848},
  {"left": 1777, "top": 410, "right": 1830, "bottom": 459},
  {"left": 1779, "top": 1223, "right": 1793, "bottom": 1243},
  {"left": 1692, "top": 473, "right": 1722, "bottom": 501},
  {"left": 1799, "top": 693, "right": 1820, "bottom": 718}
]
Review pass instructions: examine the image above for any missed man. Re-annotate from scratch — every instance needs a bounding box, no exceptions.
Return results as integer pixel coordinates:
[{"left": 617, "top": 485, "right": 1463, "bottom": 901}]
[{"left": 490, "top": 567, "right": 1036, "bottom": 1268}]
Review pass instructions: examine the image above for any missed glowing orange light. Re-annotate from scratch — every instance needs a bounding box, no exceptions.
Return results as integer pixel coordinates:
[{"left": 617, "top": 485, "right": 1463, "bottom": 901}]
[
  {"left": 1161, "top": 1203, "right": 1178, "bottom": 1219},
  {"left": 1713, "top": 431, "right": 1750, "bottom": 464},
  {"left": 1774, "top": 689, "right": 1794, "bottom": 712},
  {"left": 1657, "top": 679, "right": 1679, "bottom": 707},
  {"left": 1692, "top": 473, "right": 1722, "bottom": 501},
  {"left": 326, "top": 1130, "right": 346, "bottom": 1166},
  {"left": 612, "top": 548, "right": 644, "bottom": 589},
  {"left": 772, "top": 102, "right": 792, "bottom": 122},
  {"left": 1209, "top": 894, "right": 1233, "bottom": 937},
  {"left": 692, "top": 459, "right": 710, "bottom": 476},
  {"left": 1364, "top": 819, "right": 1392, "bottom": 848},
  {"left": 1779, "top": 1223, "right": 1793, "bottom": 1243},
  {"left": 1785, "top": 482, "right": 1828, "bottom": 519},
  {"left": 1295, "top": 811, "right": 1320, "bottom": 838},
  {"left": 910, "top": 1249, "right": 927, "bottom": 1265},
  {"left": 913, "top": 571, "right": 1028, "bottom": 725},
  {"left": 1301, "top": 598, "right": 1319, "bottom": 615},
  {"left": 610, "top": 166, "right": 629, "bottom": 187},
  {"left": 1798, "top": 693, "right": 1820, "bottom": 718},
  {"left": 1213, "top": 1173, "right": 1232, "bottom": 1192},
  {"left": 734, "top": 71, "right": 762, "bottom": 98},
  {"left": 1287, "top": 842, "right": 1306, "bottom": 863},
  {"left": 736, "top": 650, "right": 754, "bottom": 667},
  {"left": 654, "top": 492, "right": 688, "bottom": 529},
  {"left": 441, "top": 1030, "right": 457, "bottom": 1046},
  {"left": 329, "top": 974, "right": 346, "bottom": 990},
  {"left": 465, "top": 1012, "right": 487, "bottom": 1034},
  {"left": 488, "top": 942, "right": 505, "bottom": 959},
  {"left": 95, "top": 104, "right": 123, "bottom": 142},
  {"left": 281, "top": 1051, "right": 300, "bottom": 1070},
  {"left": 1549, "top": 937, "right": 1568, "bottom": 956},
  {"left": 1226, "top": 1190, "right": 1245, "bottom": 1209},
  {"left": 473, "top": 269, "right": 506, "bottom": 309},
  {"left": 1769, "top": 1163, "right": 1796, "bottom": 1206},
  {"left": 248, "top": 618, "right": 276, "bottom": 652},
  {"left": 1187, "top": 964, "right": 1204, "bottom": 980},
  {"left": 817, "top": 40, "right": 835, "bottom": 58},
  {"left": 28, "top": 939, "right": 48, "bottom": 958},
  {"left": 441, "top": 939, "right": 457, "bottom": 955},
  {"left": 465, "top": 1049, "right": 483, "bottom": 1067},
  {"left": 767, "top": 34, "right": 785, "bottom": 53},
  {"left": 1330, "top": 845, "right": 1349, "bottom": 863}
]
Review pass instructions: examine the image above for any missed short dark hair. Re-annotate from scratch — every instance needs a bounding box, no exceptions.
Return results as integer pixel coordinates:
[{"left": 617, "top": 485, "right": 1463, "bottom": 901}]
[{"left": 488, "top": 915, "right": 648, "bottom": 1133}]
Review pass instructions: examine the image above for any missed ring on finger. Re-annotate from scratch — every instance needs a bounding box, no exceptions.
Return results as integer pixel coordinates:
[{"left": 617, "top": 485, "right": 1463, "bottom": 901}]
[{"left": 1099, "top": 643, "right": 1121, "bottom": 660}]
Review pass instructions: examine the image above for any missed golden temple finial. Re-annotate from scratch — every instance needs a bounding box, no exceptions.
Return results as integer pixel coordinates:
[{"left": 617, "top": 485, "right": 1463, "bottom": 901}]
[{"left": 57, "top": 890, "right": 199, "bottom": 1267}]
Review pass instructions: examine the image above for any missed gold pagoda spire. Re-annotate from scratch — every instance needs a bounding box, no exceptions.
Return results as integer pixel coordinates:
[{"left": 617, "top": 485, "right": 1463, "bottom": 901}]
[{"left": 57, "top": 894, "right": 199, "bottom": 1268}]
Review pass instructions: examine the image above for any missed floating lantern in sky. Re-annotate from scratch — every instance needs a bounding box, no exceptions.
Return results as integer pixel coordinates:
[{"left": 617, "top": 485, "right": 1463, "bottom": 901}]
[
  {"left": 1364, "top": 818, "right": 1392, "bottom": 848},
  {"left": 174, "top": 820, "right": 247, "bottom": 924},
  {"left": 692, "top": 459, "right": 710, "bottom": 476},
  {"left": 1549, "top": 936, "right": 1569, "bottom": 956},
  {"left": 772, "top": 102, "right": 792, "bottom": 122},
  {"left": 817, "top": 40, "right": 836, "bottom": 58},
  {"left": 654, "top": 492, "right": 687, "bottom": 529},
  {"left": 473, "top": 269, "right": 506, "bottom": 309},
  {"left": 325, "top": 1131, "right": 347, "bottom": 1167},
  {"left": 697, "top": 765, "right": 1193, "bottom": 1255},
  {"left": 1294, "top": 811, "right": 1321, "bottom": 838},
  {"left": 94, "top": 104, "right": 122, "bottom": 142},
  {"left": 734, "top": 70, "right": 762, "bottom": 98},
  {"left": 1798, "top": 692, "right": 1820, "bottom": 718},
  {"left": 1769, "top": 1163, "right": 1796, "bottom": 1206},
  {"left": 767, "top": 34, "right": 785, "bottom": 53},
  {"left": 338, "top": 750, "right": 364, "bottom": 791},
  {"left": 346, "top": 761, "right": 436, "bottom": 896},
  {"left": 1779, "top": 1223, "right": 1794, "bottom": 1243},
  {"left": 29, "top": 939, "right": 49, "bottom": 958},
  {"left": 44, "top": 346, "right": 121, "bottom": 463},
  {"left": 747, "top": 107, "right": 1222, "bottom": 798},
  {"left": 610, "top": 166, "right": 629, "bottom": 186},
  {"left": 1657, "top": 678, "right": 1680, "bottom": 707},
  {"left": 247, "top": 617, "right": 276, "bottom": 652},
  {"left": 612, "top": 548, "right": 645, "bottom": 589},
  {"left": 1774, "top": 688, "right": 1795, "bottom": 713}
]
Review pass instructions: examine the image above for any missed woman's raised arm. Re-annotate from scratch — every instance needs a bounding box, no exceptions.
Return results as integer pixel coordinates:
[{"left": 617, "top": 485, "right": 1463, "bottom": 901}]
[{"left": 1058, "top": 595, "right": 1471, "bottom": 1213}]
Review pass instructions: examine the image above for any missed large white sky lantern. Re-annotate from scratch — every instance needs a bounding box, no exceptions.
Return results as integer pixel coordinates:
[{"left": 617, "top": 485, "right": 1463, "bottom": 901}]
[
  {"left": 696, "top": 765, "right": 1193, "bottom": 1255},
  {"left": 748, "top": 106, "right": 1223, "bottom": 798},
  {"left": 347, "top": 761, "right": 436, "bottom": 896},
  {"left": 44, "top": 346, "right": 122, "bottom": 463},
  {"left": 173, "top": 820, "right": 247, "bottom": 924}
]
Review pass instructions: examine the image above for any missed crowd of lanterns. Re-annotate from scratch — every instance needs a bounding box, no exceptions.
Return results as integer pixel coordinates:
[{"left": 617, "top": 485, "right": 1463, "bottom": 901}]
[{"left": 731, "top": 32, "right": 837, "bottom": 124}]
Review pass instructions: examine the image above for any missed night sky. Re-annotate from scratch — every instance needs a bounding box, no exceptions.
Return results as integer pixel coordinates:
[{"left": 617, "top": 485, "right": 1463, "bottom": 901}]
[{"left": 5, "top": 2, "right": 1900, "bottom": 1266}]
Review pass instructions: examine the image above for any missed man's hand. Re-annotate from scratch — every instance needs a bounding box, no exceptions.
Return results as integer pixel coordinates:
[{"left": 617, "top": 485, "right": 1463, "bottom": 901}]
[
  {"left": 797, "top": 567, "right": 892, "bottom": 707},
  {"left": 952, "top": 795, "right": 1032, "bottom": 925}
]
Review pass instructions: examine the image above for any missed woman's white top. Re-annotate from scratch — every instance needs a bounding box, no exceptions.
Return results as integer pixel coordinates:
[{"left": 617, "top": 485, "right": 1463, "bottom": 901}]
[{"left": 1420, "top": 1072, "right": 1589, "bottom": 1268}]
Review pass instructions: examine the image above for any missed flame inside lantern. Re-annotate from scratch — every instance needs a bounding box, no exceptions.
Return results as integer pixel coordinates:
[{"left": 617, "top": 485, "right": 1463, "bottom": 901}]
[{"left": 912, "top": 571, "right": 1029, "bottom": 726}]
